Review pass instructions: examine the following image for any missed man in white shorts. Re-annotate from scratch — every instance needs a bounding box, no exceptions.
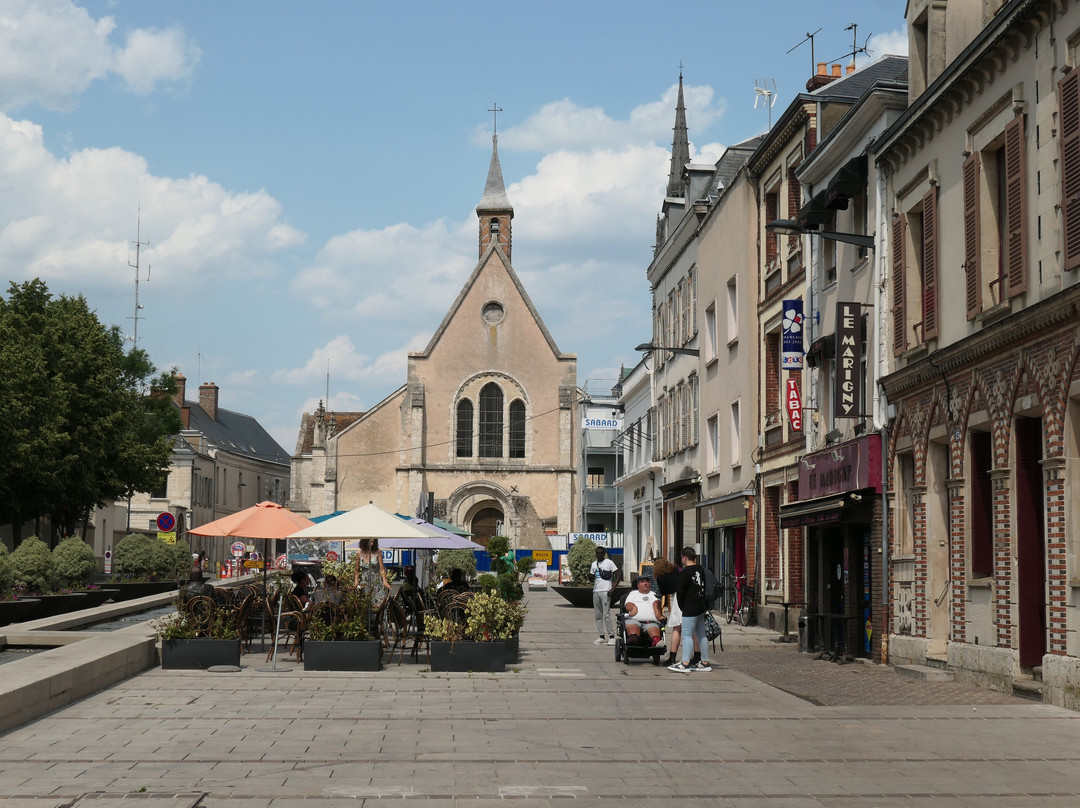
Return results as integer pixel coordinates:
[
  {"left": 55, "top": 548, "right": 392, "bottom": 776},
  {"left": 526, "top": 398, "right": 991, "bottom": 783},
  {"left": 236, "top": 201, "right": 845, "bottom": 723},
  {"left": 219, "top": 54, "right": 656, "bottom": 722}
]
[{"left": 624, "top": 575, "right": 664, "bottom": 647}]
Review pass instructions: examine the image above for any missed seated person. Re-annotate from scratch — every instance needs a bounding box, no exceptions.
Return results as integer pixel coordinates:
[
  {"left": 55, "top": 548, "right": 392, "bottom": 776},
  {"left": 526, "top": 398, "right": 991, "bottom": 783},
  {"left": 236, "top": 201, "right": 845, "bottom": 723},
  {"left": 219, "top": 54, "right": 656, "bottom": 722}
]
[
  {"left": 290, "top": 567, "right": 313, "bottom": 610},
  {"left": 442, "top": 568, "right": 470, "bottom": 593},
  {"left": 399, "top": 565, "right": 425, "bottom": 629},
  {"left": 624, "top": 575, "right": 664, "bottom": 647},
  {"left": 310, "top": 573, "right": 343, "bottom": 605},
  {"left": 180, "top": 567, "right": 214, "bottom": 603}
]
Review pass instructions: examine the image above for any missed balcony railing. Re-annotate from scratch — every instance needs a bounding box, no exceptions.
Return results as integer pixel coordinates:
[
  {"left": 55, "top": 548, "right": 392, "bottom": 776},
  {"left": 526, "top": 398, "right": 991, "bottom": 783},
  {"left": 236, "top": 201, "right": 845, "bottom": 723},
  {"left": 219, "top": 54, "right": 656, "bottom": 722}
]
[{"left": 584, "top": 486, "right": 620, "bottom": 508}]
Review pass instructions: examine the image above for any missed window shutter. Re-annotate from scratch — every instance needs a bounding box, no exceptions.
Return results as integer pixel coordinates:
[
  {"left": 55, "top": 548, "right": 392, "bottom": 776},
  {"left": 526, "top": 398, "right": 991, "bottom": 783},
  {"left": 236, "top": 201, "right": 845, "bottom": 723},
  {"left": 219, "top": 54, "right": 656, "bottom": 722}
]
[
  {"left": 921, "top": 188, "right": 939, "bottom": 341},
  {"left": 690, "top": 266, "right": 698, "bottom": 336},
  {"left": 963, "top": 152, "right": 981, "bottom": 319},
  {"left": 1004, "top": 115, "right": 1027, "bottom": 296},
  {"left": 1060, "top": 70, "right": 1080, "bottom": 271},
  {"left": 892, "top": 216, "right": 907, "bottom": 355}
]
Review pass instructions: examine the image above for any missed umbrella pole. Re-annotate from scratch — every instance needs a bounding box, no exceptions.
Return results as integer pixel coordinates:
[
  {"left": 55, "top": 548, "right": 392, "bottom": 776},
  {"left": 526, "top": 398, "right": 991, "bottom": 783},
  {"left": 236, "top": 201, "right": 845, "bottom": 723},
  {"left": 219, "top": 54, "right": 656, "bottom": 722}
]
[{"left": 270, "top": 591, "right": 284, "bottom": 670}]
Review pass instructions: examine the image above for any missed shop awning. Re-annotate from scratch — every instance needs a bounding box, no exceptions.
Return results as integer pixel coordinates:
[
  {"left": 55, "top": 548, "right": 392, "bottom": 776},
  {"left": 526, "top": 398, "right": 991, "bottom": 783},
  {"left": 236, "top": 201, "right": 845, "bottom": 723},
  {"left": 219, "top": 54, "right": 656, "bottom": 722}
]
[{"left": 779, "top": 495, "right": 847, "bottom": 529}]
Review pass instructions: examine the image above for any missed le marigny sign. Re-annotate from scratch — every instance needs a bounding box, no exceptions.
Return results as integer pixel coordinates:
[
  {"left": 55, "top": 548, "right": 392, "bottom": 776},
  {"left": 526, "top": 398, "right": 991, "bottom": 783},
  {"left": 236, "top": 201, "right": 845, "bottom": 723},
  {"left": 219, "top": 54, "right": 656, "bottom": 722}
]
[{"left": 798, "top": 433, "right": 882, "bottom": 497}]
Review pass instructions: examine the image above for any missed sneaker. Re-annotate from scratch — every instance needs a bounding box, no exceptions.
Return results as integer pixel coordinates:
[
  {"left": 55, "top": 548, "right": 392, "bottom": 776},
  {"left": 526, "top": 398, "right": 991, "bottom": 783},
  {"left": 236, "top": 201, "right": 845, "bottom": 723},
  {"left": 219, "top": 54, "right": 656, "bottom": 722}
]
[
  {"left": 689, "top": 653, "right": 701, "bottom": 667},
  {"left": 592, "top": 637, "right": 607, "bottom": 645},
  {"left": 607, "top": 637, "right": 616, "bottom": 646},
  {"left": 691, "top": 662, "right": 712, "bottom": 672},
  {"left": 668, "top": 662, "right": 692, "bottom": 673}
]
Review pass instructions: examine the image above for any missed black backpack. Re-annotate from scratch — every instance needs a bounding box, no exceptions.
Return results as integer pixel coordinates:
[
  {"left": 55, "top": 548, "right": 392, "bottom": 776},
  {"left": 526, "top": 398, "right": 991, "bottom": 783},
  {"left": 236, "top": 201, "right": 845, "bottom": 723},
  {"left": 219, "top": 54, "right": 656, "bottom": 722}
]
[{"left": 702, "top": 568, "right": 720, "bottom": 603}]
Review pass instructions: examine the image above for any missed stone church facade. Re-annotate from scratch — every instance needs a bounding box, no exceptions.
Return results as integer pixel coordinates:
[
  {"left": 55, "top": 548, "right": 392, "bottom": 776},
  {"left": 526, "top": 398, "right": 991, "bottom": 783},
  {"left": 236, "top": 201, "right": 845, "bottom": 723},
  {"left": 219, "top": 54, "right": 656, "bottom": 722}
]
[{"left": 290, "top": 137, "right": 577, "bottom": 548}]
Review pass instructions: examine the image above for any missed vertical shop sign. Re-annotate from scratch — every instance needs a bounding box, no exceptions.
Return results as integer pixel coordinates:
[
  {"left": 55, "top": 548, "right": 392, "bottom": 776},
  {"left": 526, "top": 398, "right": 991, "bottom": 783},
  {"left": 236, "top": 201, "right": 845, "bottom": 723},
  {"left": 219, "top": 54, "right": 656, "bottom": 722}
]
[
  {"left": 785, "top": 377, "right": 802, "bottom": 431},
  {"left": 835, "top": 301, "right": 862, "bottom": 418},
  {"left": 781, "top": 299, "right": 804, "bottom": 369}
]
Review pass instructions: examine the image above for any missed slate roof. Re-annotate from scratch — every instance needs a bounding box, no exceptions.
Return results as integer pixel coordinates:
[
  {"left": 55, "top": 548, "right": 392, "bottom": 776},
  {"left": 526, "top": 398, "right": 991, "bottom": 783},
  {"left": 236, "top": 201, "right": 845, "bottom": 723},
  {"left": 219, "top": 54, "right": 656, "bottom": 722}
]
[
  {"left": 182, "top": 400, "right": 290, "bottom": 465},
  {"left": 293, "top": 410, "right": 365, "bottom": 456}
]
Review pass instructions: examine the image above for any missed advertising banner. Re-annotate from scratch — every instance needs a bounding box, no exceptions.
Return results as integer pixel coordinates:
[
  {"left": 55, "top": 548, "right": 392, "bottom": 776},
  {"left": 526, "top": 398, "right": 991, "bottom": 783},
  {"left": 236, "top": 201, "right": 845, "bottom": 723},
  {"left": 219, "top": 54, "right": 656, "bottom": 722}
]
[
  {"left": 785, "top": 377, "right": 802, "bottom": 431},
  {"left": 781, "top": 299, "right": 804, "bottom": 369}
]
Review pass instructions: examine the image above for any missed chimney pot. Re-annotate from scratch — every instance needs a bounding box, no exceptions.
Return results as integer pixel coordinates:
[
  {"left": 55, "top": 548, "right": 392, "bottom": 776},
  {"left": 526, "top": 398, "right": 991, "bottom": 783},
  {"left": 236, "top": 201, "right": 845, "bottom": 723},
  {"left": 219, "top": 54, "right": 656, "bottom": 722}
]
[
  {"left": 832, "top": 64, "right": 842, "bottom": 78},
  {"left": 817, "top": 62, "right": 827, "bottom": 76},
  {"left": 199, "top": 382, "right": 220, "bottom": 422},
  {"left": 846, "top": 63, "right": 856, "bottom": 75},
  {"left": 173, "top": 372, "right": 186, "bottom": 408}
]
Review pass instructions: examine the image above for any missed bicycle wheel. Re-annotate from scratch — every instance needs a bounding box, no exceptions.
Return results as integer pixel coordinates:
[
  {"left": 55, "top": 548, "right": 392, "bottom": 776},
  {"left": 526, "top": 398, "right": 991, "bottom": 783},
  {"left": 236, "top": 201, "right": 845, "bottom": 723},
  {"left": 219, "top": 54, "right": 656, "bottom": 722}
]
[
  {"left": 726, "top": 595, "right": 736, "bottom": 624},
  {"left": 738, "top": 595, "right": 755, "bottom": 627}
]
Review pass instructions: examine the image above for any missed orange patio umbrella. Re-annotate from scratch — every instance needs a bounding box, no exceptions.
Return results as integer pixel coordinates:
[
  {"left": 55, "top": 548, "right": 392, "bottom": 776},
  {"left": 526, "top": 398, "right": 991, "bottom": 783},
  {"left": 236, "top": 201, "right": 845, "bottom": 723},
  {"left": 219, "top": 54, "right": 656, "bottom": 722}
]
[{"left": 188, "top": 501, "right": 314, "bottom": 578}]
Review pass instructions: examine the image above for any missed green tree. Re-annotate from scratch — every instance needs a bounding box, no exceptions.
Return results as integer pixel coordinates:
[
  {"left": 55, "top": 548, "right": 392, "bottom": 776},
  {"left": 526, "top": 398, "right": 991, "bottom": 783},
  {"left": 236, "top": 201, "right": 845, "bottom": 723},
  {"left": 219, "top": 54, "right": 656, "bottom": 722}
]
[
  {"left": 11, "top": 536, "right": 54, "bottom": 594},
  {"left": 52, "top": 537, "right": 98, "bottom": 589},
  {"left": 0, "top": 545, "right": 14, "bottom": 600},
  {"left": 567, "top": 537, "right": 597, "bottom": 585},
  {"left": 435, "top": 548, "right": 477, "bottom": 580},
  {"left": 0, "top": 279, "right": 181, "bottom": 541}
]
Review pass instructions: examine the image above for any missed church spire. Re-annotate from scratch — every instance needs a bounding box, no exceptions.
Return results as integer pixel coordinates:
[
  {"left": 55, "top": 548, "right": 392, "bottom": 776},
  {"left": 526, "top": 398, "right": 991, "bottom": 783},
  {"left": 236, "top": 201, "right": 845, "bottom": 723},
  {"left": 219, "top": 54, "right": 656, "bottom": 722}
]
[
  {"left": 666, "top": 72, "right": 690, "bottom": 199},
  {"left": 476, "top": 134, "right": 514, "bottom": 260}
]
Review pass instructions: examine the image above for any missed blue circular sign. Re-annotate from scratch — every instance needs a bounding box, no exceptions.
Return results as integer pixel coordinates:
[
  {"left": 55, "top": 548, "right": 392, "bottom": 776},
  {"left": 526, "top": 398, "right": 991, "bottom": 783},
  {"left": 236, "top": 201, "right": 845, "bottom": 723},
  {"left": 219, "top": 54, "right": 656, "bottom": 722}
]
[{"left": 156, "top": 512, "right": 175, "bottom": 532}]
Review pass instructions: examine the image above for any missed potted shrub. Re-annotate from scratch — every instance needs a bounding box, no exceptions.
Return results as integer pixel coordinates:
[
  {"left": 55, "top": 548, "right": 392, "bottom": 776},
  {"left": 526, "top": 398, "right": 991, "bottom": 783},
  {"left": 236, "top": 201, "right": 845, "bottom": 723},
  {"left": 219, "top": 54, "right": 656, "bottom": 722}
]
[
  {"left": 551, "top": 536, "right": 628, "bottom": 608},
  {"left": 110, "top": 533, "right": 187, "bottom": 600},
  {"left": 157, "top": 605, "right": 241, "bottom": 669},
  {"left": 303, "top": 585, "right": 381, "bottom": 671},
  {"left": 428, "top": 591, "right": 526, "bottom": 672},
  {"left": 11, "top": 536, "right": 86, "bottom": 619},
  {"left": 0, "top": 544, "right": 40, "bottom": 626},
  {"left": 52, "top": 536, "right": 118, "bottom": 608}
]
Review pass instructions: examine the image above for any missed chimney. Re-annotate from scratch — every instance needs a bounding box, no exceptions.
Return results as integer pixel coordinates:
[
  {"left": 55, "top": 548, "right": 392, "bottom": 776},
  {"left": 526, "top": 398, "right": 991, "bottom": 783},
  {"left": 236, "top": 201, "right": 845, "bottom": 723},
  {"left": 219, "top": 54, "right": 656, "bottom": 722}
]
[
  {"left": 806, "top": 62, "right": 833, "bottom": 91},
  {"left": 832, "top": 64, "right": 842, "bottom": 79},
  {"left": 846, "top": 63, "right": 856, "bottom": 75},
  {"left": 173, "top": 372, "right": 186, "bottom": 408},
  {"left": 199, "top": 382, "right": 219, "bottom": 422}
]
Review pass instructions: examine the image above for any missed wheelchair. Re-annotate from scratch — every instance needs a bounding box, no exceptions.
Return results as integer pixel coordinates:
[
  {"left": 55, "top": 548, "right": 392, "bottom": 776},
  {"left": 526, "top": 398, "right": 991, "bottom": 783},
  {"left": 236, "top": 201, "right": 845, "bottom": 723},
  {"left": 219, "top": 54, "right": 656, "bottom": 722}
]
[{"left": 613, "top": 592, "right": 667, "bottom": 666}]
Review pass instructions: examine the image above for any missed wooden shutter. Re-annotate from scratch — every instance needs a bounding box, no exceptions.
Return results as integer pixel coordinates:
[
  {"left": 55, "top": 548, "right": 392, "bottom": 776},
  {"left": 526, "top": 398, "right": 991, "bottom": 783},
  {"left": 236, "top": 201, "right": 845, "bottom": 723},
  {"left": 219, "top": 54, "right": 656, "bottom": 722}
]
[
  {"left": 963, "top": 152, "right": 981, "bottom": 319},
  {"left": 1061, "top": 70, "right": 1080, "bottom": 271},
  {"left": 1004, "top": 115, "right": 1027, "bottom": 296},
  {"left": 921, "top": 188, "right": 939, "bottom": 341},
  {"left": 892, "top": 215, "right": 907, "bottom": 356}
]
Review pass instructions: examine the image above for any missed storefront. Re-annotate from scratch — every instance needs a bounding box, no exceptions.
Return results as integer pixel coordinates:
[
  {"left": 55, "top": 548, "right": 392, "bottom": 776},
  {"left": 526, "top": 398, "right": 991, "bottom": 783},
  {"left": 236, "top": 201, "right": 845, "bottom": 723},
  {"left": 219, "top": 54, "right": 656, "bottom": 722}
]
[
  {"left": 780, "top": 433, "right": 883, "bottom": 660},
  {"left": 697, "top": 490, "right": 753, "bottom": 615}
]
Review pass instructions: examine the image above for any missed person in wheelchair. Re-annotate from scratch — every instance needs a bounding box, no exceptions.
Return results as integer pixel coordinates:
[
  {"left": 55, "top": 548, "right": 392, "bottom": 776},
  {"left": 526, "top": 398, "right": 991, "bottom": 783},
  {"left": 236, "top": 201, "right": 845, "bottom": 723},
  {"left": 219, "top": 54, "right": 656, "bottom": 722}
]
[{"left": 623, "top": 575, "right": 664, "bottom": 647}]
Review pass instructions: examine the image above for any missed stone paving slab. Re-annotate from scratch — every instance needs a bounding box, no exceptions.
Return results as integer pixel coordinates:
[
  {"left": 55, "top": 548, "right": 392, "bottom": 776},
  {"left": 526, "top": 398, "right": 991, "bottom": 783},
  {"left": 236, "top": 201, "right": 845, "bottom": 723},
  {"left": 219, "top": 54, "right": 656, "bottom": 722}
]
[{"left": 0, "top": 589, "right": 1079, "bottom": 806}]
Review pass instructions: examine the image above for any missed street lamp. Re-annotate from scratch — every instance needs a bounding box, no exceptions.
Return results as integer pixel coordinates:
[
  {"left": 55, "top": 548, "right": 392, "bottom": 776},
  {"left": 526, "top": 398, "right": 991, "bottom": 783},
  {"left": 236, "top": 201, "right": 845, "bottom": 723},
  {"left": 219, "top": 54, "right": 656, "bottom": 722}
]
[
  {"left": 634, "top": 342, "right": 700, "bottom": 357},
  {"left": 765, "top": 218, "right": 875, "bottom": 250}
]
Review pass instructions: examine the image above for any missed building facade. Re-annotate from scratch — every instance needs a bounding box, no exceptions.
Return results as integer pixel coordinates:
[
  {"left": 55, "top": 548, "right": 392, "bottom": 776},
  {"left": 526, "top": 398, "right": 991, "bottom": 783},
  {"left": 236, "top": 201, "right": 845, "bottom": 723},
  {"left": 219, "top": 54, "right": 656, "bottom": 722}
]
[
  {"left": 877, "top": 0, "right": 1080, "bottom": 705},
  {"left": 291, "top": 137, "right": 577, "bottom": 549}
]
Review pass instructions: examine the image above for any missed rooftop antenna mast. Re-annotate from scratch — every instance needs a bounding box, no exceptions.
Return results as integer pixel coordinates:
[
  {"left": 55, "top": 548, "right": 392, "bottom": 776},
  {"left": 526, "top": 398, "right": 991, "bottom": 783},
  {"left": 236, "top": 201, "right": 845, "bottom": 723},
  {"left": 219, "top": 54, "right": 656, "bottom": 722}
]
[
  {"left": 787, "top": 28, "right": 822, "bottom": 77},
  {"left": 127, "top": 208, "right": 150, "bottom": 352},
  {"left": 838, "top": 22, "right": 873, "bottom": 70},
  {"left": 754, "top": 78, "right": 778, "bottom": 130},
  {"left": 326, "top": 359, "right": 330, "bottom": 411}
]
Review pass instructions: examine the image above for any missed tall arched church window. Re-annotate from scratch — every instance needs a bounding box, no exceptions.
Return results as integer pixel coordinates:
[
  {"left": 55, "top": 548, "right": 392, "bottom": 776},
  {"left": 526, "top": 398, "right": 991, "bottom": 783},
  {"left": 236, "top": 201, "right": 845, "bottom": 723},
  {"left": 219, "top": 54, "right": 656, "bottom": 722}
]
[
  {"left": 456, "top": 399, "right": 474, "bottom": 457},
  {"left": 479, "top": 382, "right": 504, "bottom": 457},
  {"left": 509, "top": 399, "right": 526, "bottom": 458}
]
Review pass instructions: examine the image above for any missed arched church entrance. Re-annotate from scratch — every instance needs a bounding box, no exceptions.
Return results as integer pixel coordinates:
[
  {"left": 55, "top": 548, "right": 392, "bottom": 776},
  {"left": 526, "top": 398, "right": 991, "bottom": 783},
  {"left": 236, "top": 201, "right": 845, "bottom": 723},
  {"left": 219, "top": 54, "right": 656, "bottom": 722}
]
[{"left": 469, "top": 504, "right": 504, "bottom": 547}]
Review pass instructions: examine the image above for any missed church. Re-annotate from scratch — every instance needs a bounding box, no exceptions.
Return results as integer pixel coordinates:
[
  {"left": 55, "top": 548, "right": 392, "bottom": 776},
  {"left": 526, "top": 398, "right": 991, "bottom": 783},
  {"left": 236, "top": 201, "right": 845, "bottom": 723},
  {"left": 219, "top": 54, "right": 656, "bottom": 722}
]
[{"left": 290, "top": 135, "right": 578, "bottom": 548}]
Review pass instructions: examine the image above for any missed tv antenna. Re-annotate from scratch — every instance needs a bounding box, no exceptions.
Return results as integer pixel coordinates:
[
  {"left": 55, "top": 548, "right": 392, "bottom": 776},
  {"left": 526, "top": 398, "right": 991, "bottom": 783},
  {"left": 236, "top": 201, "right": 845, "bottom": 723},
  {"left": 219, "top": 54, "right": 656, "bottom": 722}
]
[
  {"left": 127, "top": 208, "right": 150, "bottom": 351},
  {"left": 787, "top": 28, "right": 822, "bottom": 76},
  {"left": 834, "top": 22, "right": 873, "bottom": 69},
  {"left": 754, "top": 79, "right": 778, "bottom": 130}
]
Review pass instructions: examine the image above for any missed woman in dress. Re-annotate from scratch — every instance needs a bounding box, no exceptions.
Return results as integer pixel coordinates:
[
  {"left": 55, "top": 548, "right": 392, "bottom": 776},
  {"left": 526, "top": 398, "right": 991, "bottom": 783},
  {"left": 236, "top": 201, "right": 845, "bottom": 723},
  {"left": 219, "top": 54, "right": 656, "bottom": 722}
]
[{"left": 353, "top": 538, "right": 390, "bottom": 606}]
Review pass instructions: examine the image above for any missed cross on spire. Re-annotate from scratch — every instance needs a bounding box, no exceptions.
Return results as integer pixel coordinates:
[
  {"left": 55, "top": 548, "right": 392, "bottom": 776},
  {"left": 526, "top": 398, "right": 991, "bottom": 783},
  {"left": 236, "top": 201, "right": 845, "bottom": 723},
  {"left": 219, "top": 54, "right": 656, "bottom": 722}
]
[{"left": 488, "top": 102, "right": 503, "bottom": 135}]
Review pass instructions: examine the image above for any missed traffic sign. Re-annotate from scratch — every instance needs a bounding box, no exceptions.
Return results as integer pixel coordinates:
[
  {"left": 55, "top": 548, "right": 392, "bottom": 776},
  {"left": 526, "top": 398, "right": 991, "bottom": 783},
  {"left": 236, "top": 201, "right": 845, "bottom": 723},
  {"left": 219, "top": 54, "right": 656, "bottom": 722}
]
[
  {"left": 156, "top": 512, "right": 175, "bottom": 532},
  {"left": 325, "top": 550, "right": 339, "bottom": 562},
  {"left": 276, "top": 554, "right": 288, "bottom": 569},
  {"left": 231, "top": 541, "right": 245, "bottom": 557}
]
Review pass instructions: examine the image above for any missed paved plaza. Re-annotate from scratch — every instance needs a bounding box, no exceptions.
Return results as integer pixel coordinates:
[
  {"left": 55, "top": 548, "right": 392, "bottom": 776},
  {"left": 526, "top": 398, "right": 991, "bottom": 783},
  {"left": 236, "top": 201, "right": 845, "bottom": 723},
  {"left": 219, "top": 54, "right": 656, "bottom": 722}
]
[{"left": 1, "top": 589, "right": 1079, "bottom": 807}]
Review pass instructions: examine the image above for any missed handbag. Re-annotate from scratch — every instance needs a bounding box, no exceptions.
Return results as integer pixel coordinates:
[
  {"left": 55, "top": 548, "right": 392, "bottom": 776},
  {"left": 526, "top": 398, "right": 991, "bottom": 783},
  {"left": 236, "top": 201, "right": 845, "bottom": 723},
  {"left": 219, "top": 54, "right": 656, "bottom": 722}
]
[{"left": 703, "top": 610, "right": 723, "bottom": 644}]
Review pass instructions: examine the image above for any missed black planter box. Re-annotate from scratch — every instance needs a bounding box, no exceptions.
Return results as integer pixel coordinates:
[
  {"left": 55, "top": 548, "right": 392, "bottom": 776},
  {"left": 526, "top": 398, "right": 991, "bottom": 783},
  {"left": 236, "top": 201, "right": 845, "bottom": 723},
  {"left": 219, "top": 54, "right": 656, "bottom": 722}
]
[
  {"left": 74, "top": 589, "right": 120, "bottom": 609},
  {"left": 303, "top": 640, "right": 382, "bottom": 671},
  {"left": 430, "top": 641, "right": 506, "bottom": 672},
  {"left": 551, "top": 585, "right": 630, "bottom": 608},
  {"left": 26, "top": 592, "right": 88, "bottom": 619},
  {"left": 0, "top": 599, "right": 41, "bottom": 627},
  {"left": 108, "top": 581, "right": 178, "bottom": 602},
  {"left": 505, "top": 633, "right": 520, "bottom": 664},
  {"left": 161, "top": 638, "right": 242, "bottom": 669}
]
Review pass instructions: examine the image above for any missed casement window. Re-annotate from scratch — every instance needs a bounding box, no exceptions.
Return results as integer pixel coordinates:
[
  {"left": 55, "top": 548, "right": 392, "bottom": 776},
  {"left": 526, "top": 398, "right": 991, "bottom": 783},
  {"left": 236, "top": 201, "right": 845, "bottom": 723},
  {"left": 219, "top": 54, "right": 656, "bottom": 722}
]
[
  {"left": 508, "top": 399, "right": 526, "bottom": 458},
  {"left": 730, "top": 399, "right": 741, "bottom": 466},
  {"left": 892, "top": 187, "right": 939, "bottom": 353},
  {"left": 704, "top": 301, "right": 717, "bottom": 361},
  {"left": 706, "top": 414, "right": 719, "bottom": 471},
  {"left": 478, "top": 382, "right": 503, "bottom": 458},
  {"left": 456, "top": 399, "right": 474, "bottom": 457},
  {"left": 765, "top": 190, "right": 780, "bottom": 266},
  {"left": 725, "top": 276, "right": 738, "bottom": 344},
  {"left": 764, "top": 330, "right": 783, "bottom": 445},
  {"left": 963, "top": 114, "right": 1027, "bottom": 317},
  {"left": 1060, "top": 69, "right": 1080, "bottom": 271}
]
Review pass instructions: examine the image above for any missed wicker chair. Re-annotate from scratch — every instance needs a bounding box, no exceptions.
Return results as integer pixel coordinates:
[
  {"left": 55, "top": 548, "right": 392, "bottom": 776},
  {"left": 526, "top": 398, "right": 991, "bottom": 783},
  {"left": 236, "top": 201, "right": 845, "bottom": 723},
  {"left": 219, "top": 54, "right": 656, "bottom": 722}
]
[
  {"left": 265, "top": 594, "right": 306, "bottom": 663},
  {"left": 184, "top": 595, "right": 216, "bottom": 636}
]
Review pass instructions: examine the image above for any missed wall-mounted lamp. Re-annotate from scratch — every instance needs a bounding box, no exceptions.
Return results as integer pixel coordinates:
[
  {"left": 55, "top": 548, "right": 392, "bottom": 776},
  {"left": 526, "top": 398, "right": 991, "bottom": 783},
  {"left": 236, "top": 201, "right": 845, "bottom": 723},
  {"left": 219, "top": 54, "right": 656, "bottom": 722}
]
[
  {"left": 766, "top": 218, "right": 876, "bottom": 250},
  {"left": 635, "top": 342, "right": 700, "bottom": 358},
  {"left": 824, "top": 428, "right": 843, "bottom": 445}
]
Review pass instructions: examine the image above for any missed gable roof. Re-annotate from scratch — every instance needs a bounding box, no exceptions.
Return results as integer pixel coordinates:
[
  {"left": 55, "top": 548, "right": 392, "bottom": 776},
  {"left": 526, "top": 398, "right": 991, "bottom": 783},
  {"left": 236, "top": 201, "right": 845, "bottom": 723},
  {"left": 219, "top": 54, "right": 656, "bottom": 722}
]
[
  {"left": 181, "top": 400, "right": 290, "bottom": 465},
  {"left": 294, "top": 410, "right": 366, "bottom": 455},
  {"left": 413, "top": 244, "right": 572, "bottom": 360}
]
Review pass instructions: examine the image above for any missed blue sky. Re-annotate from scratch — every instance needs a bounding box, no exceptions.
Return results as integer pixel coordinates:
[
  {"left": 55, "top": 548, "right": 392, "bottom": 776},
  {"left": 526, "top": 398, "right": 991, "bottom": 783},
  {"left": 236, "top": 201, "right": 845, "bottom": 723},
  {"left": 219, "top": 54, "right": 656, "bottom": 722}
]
[{"left": 0, "top": 0, "right": 907, "bottom": 452}]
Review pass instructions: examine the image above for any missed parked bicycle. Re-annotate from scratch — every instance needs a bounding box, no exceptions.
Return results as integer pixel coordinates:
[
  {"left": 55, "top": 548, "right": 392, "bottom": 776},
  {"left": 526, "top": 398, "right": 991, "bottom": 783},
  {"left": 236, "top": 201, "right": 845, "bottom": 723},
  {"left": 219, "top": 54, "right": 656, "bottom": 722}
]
[{"left": 725, "top": 575, "right": 757, "bottom": 626}]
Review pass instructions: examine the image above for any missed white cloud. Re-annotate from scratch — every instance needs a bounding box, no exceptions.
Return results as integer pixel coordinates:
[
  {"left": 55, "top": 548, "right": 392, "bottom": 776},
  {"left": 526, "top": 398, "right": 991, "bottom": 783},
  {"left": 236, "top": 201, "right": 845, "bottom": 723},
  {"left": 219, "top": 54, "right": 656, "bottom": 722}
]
[
  {"left": 0, "top": 0, "right": 200, "bottom": 111},
  {"left": 0, "top": 111, "right": 304, "bottom": 292},
  {"left": 863, "top": 28, "right": 909, "bottom": 64}
]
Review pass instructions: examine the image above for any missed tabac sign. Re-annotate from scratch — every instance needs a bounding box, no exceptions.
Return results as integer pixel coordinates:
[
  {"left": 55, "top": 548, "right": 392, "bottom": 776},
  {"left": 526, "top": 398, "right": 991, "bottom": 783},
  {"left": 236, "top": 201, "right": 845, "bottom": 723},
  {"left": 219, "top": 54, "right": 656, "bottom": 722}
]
[
  {"left": 834, "top": 302, "right": 862, "bottom": 419},
  {"left": 798, "top": 433, "right": 882, "bottom": 497}
]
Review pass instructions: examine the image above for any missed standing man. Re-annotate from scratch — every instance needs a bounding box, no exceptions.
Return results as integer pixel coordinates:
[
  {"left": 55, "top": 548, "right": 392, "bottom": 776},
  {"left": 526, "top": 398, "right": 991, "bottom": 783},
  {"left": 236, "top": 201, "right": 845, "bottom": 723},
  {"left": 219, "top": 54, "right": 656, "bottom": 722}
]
[
  {"left": 589, "top": 546, "right": 620, "bottom": 645},
  {"left": 669, "top": 546, "right": 711, "bottom": 672}
]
